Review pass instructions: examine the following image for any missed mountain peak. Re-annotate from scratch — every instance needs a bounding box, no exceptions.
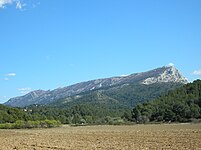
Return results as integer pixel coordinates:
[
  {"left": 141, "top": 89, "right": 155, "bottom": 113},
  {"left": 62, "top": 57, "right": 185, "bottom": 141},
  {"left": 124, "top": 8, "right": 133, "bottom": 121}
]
[{"left": 141, "top": 66, "right": 188, "bottom": 85}]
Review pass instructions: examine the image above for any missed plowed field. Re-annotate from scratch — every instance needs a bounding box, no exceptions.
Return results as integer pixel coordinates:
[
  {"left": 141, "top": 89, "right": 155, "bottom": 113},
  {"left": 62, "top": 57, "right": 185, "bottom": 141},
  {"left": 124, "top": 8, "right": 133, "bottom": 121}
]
[{"left": 0, "top": 124, "right": 201, "bottom": 150}]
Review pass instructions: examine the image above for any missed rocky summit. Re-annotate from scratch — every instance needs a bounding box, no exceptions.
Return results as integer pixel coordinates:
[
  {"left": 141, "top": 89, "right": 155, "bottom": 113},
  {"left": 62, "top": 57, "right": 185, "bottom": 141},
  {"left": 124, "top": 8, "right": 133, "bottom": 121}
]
[
  {"left": 141, "top": 66, "right": 187, "bottom": 85},
  {"left": 4, "top": 66, "right": 188, "bottom": 107}
]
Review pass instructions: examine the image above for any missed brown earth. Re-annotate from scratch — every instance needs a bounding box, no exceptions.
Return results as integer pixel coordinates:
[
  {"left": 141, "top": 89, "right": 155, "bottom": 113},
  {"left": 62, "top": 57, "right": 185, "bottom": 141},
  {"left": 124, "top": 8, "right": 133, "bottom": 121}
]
[{"left": 0, "top": 124, "right": 201, "bottom": 150}]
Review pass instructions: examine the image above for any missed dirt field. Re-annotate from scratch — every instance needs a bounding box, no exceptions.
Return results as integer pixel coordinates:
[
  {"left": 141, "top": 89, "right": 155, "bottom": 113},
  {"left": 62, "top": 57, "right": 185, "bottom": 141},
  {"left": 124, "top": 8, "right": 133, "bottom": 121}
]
[{"left": 0, "top": 124, "right": 201, "bottom": 150}]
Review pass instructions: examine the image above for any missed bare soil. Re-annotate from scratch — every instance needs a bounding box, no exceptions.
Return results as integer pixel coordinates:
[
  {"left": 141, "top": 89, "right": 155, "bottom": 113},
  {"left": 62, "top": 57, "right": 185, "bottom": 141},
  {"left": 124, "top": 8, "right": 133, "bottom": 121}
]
[{"left": 0, "top": 124, "right": 201, "bottom": 150}]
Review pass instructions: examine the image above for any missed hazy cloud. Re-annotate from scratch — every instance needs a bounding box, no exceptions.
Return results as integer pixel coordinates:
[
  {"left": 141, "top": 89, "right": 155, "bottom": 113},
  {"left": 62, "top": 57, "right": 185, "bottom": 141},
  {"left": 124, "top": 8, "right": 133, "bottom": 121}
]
[
  {"left": 18, "top": 87, "right": 32, "bottom": 94},
  {"left": 0, "top": 0, "right": 13, "bottom": 8},
  {"left": 3, "top": 73, "right": 16, "bottom": 81},
  {"left": 192, "top": 70, "right": 201, "bottom": 75},
  {"left": 32, "top": 1, "right": 40, "bottom": 8},
  {"left": 5, "top": 73, "right": 16, "bottom": 77},
  {"left": 0, "top": 0, "right": 26, "bottom": 10},
  {"left": 4, "top": 77, "right": 9, "bottom": 81},
  {"left": 16, "top": 0, "right": 23, "bottom": 9}
]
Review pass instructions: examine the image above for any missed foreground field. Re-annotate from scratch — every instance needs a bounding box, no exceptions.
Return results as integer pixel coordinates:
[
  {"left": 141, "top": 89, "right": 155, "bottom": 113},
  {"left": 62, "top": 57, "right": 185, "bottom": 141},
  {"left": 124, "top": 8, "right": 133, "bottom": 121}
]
[{"left": 0, "top": 124, "right": 201, "bottom": 150}]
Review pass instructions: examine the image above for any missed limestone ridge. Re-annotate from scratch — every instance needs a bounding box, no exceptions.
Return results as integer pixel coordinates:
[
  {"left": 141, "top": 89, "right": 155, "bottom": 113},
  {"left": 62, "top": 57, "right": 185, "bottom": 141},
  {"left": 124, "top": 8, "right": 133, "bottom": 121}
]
[
  {"left": 141, "top": 66, "right": 188, "bottom": 85},
  {"left": 4, "top": 66, "right": 188, "bottom": 107},
  {"left": 5, "top": 90, "right": 47, "bottom": 107}
]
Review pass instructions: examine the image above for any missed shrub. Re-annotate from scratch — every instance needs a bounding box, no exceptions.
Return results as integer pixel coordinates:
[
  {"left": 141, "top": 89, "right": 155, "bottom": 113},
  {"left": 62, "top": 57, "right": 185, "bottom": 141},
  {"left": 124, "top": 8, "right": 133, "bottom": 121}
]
[
  {"left": 44, "top": 119, "right": 61, "bottom": 128},
  {"left": 14, "top": 120, "right": 25, "bottom": 129},
  {"left": 0, "top": 123, "right": 13, "bottom": 129}
]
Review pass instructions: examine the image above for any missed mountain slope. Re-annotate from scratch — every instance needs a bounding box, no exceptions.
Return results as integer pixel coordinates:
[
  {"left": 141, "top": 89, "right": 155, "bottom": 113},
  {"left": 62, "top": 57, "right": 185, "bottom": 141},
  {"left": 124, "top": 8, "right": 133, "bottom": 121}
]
[
  {"left": 4, "top": 66, "right": 187, "bottom": 107},
  {"left": 51, "top": 82, "right": 182, "bottom": 109}
]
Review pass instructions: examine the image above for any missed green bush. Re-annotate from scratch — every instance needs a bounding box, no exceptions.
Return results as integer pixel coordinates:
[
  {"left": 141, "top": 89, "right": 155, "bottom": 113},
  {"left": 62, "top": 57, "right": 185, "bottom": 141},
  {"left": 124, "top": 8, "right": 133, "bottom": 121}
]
[
  {"left": 14, "top": 120, "right": 25, "bottom": 129},
  {"left": 43, "top": 120, "right": 61, "bottom": 128},
  {"left": 0, "top": 123, "right": 13, "bottom": 129}
]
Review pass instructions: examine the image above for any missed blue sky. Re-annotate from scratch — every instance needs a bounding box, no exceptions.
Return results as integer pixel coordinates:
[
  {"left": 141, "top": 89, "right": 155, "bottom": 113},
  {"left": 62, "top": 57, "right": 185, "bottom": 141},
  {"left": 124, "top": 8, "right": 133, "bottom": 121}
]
[{"left": 0, "top": 0, "right": 201, "bottom": 103}]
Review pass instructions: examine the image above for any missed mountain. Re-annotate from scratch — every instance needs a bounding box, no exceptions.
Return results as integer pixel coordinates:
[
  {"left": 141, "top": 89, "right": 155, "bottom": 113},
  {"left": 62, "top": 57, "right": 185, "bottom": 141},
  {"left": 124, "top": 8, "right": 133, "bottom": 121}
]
[{"left": 4, "top": 66, "right": 187, "bottom": 107}]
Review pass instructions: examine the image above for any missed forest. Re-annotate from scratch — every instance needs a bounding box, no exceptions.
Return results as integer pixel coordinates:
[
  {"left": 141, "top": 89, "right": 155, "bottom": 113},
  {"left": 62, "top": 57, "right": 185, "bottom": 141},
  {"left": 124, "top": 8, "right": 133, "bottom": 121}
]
[
  {"left": 131, "top": 80, "right": 201, "bottom": 123},
  {"left": 0, "top": 105, "right": 61, "bottom": 129}
]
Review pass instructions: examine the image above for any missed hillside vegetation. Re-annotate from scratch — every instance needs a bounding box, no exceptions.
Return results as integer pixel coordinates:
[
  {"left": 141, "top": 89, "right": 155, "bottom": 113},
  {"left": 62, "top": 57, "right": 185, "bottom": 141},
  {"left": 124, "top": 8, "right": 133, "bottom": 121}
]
[
  {"left": 49, "top": 82, "right": 181, "bottom": 110},
  {"left": 131, "top": 80, "right": 201, "bottom": 123}
]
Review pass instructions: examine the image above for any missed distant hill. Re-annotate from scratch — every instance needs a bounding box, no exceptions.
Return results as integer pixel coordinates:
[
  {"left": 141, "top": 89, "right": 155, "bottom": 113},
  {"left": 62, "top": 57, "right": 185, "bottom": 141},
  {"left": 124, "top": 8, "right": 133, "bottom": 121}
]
[
  {"left": 4, "top": 66, "right": 187, "bottom": 108},
  {"left": 131, "top": 80, "right": 201, "bottom": 123}
]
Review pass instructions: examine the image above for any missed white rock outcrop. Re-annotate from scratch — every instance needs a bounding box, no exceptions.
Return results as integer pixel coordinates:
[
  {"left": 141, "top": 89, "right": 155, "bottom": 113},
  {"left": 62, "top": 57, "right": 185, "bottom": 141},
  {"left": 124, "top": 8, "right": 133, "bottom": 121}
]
[{"left": 142, "top": 66, "right": 188, "bottom": 85}]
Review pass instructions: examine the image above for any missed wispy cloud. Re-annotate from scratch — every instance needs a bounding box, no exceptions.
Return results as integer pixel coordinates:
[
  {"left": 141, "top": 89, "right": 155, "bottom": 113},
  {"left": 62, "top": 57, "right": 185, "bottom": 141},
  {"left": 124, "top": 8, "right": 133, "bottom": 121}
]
[
  {"left": 16, "top": 0, "right": 25, "bottom": 9},
  {"left": 192, "top": 70, "right": 201, "bottom": 75},
  {"left": 0, "top": 0, "right": 13, "bottom": 8},
  {"left": 5, "top": 73, "right": 16, "bottom": 77},
  {"left": 18, "top": 87, "right": 32, "bottom": 94},
  {"left": 0, "top": 0, "right": 26, "bottom": 10},
  {"left": 32, "top": 1, "right": 40, "bottom": 8},
  {"left": 3, "top": 72, "right": 16, "bottom": 81},
  {"left": 120, "top": 74, "right": 129, "bottom": 77},
  {"left": 168, "top": 63, "right": 174, "bottom": 66}
]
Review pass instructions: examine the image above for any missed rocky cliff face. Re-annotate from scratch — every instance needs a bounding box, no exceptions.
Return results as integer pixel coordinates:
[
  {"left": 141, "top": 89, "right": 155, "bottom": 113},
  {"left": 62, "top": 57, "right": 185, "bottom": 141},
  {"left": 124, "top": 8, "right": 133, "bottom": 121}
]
[
  {"left": 4, "top": 66, "right": 188, "bottom": 107},
  {"left": 141, "top": 66, "right": 187, "bottom": 85}
]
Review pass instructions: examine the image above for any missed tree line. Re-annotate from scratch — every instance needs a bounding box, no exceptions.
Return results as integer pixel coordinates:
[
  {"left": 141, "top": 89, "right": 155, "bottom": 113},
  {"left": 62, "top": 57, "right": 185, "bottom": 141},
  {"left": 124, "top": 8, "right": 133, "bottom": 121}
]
[
  {"left": 0, "top": 104, "right": 61, "bottom": 129},
  {"left": 0, "top": 103, "right": 126, "bottom": 126}
]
